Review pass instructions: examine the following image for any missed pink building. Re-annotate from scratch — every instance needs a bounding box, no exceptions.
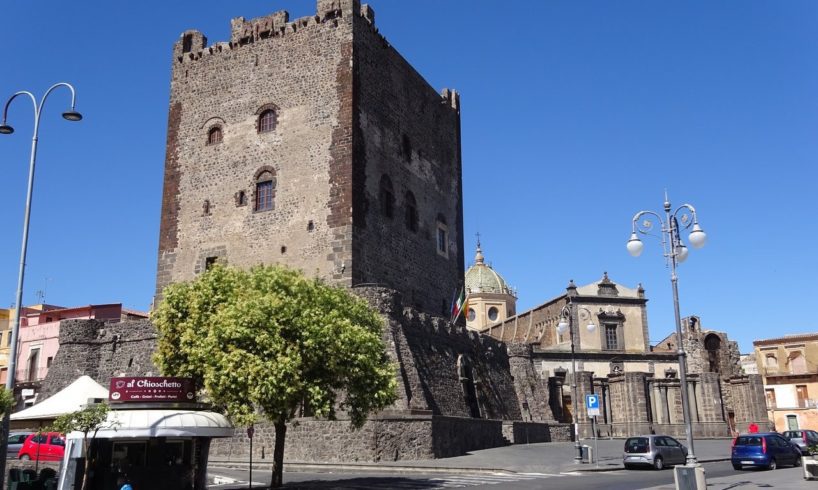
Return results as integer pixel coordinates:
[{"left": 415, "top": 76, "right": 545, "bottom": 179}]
[{"left": 3, "top": 304, "right": 147, "bottom": 406}]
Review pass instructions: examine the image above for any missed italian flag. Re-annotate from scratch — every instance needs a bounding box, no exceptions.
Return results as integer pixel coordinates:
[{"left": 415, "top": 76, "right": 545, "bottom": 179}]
[{"left": 450, "top": 287, "right": 468, "bottom": 323}]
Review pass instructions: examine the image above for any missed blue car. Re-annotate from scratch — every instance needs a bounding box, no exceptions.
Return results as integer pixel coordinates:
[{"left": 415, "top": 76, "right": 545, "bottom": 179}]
[{"left": 731, "top": 433, "right": 802, "bottom": 470}]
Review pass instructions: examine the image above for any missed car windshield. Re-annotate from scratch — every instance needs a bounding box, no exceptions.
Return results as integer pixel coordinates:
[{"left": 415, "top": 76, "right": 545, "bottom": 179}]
[
  {"left": 785, "top": 431, "right": 804, "bottom": 439},
  {"left": 736, "top": 436, "right": 763, "bottom": 446},
  {"left": 625, "top": 437, "right": 650, "bottom": 453}
]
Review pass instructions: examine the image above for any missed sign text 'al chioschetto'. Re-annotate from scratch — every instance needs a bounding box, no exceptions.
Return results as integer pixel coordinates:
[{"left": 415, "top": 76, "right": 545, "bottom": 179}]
[{"left": 109, "top": 377, "right": 196, "bottom": 403}]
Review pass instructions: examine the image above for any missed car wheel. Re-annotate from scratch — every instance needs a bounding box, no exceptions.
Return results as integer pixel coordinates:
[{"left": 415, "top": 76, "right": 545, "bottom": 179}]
[
  {"left": 19, "top": 454, "right": 30, "bottom": 461},
  {"left": 767, "top": 457, "right": 777, "bottom": 471},
  {"left": 794, "top": 454, "right": 802, "bottom": 467},
  {"left": 653, "top": 456, "right": 664, "bottom": 470},
  {"left": 732, "top": 463, "right": 742, "bottom": 470}
]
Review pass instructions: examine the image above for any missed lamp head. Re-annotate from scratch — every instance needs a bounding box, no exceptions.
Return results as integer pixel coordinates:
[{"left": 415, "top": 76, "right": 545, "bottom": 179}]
[
  {"left": 556, "top": 320, "right": 569, "bottom": 335},
  {"left": 62, "top": 110, "right": 83, "bottom": 122},
  {"left": 688, "top": 223, "right": 707, "bottom": 249},
  {"left": 626, "top": 232, "right": 644, "bottom": 257},
  {"left": 0, "top": 123, "right": 13, "bottom": 135},
  {"left": 676, "top": 244, "right": 689, "bottom": 263},
  {"left": 586, "top": 322, "right": 596, "bottom": 333}
]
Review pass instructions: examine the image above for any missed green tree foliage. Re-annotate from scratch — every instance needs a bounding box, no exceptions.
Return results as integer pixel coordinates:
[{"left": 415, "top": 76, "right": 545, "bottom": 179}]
[
  {"left": 0, "top": 388, "right": 14, "bottom": 419},
  {"left": 152, "top": 265, "right": 397, "bottom": 488},
  {"left": 50, "top": 403, "right": 115, "bottom": 490}
]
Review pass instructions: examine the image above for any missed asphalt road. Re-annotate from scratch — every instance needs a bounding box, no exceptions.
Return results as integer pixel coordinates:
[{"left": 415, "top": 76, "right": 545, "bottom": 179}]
[{"left": 208, "top": 461, "right": 805, "bottom": 489}]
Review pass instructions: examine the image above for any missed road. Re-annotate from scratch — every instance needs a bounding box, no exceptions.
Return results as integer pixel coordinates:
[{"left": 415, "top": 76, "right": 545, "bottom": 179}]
[{"left": 208, "top": 461, "right": 807, "bottom": 489}]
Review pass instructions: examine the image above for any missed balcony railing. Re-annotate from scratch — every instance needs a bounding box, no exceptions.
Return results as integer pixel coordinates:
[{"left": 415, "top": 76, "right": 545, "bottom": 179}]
[{"left": 16, "top": 367, "right": 49, "bottom": 383}]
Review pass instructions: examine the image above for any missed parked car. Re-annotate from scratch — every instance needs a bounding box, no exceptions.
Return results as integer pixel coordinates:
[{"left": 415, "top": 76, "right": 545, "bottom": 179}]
[
  {"left": 783, "top": 430, "right": 818, "bottom": 455},
  {"left": 731, "top": 433, "right": 801, "bottom": 470},
  {"left": 17, "top": 432, "right": 65, "bottom": 461},
  {"left": 6, "top": 432, "right": 32, "bottom": 458},
  {"left": 623, "top": 435, "right": 688, "bottom": 470}
]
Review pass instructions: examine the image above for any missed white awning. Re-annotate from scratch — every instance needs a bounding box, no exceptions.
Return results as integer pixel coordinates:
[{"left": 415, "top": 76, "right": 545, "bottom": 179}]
[
  {"left": 11, "top": 375, "right": 108, "bottom": 422},
  {"left": 67, "top": 409, "right": 234, "bottom": 439}
]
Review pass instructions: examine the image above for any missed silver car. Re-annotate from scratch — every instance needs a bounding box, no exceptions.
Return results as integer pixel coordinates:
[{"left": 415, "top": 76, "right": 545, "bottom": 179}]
[
  {"left": 7, "top": 432, "right": 32, "bottom": 458},
  {"left": 623, "top": 435, "right": 688, "bottom": 470},
  {"left": 783, "top": 430, "right": 818, "bottom": 455}
]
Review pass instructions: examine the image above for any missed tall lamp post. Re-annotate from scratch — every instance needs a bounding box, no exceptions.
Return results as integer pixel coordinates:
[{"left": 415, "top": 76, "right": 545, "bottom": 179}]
[
  {"left": 626, "top": 193, "right": 707, "bottom": 466},
  {"left": 556, "top": 296, "right": 596, "bottom": 463},
  {"left": 0, "top": 83, "right": 82, "bottom": 486}
]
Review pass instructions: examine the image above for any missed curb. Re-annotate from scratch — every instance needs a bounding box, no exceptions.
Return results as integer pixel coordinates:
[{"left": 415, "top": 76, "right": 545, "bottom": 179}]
[
  {"left": 210, "top": 462, "right": 517, "bottom": 476},
  {"left": 570, "top": 457, "right": 731, "bottom": 472}
]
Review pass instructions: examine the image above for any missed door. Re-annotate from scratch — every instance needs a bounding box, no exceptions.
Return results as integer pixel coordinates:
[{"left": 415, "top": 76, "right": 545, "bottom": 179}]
[
  {"left": 664, "top": 437, "right": 685, "bottom": 464},
  {"left": 788, "top": 415, "right": 799, "bottom": 430}
]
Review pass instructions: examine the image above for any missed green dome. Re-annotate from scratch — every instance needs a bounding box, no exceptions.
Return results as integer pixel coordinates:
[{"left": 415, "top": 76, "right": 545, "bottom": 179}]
[{"left": 464, "top": 243, "right": 514, "bottom": 296}]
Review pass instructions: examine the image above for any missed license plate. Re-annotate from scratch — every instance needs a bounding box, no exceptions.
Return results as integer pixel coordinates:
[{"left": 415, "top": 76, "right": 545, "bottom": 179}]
[{"left": 741, "top": 460, "right": 753, "bottom": 465}]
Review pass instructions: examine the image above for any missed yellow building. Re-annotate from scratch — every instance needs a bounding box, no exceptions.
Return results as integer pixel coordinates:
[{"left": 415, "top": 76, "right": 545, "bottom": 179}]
[
  {"left": 0, "top": 308, "right": 10, "bottom": 376},
  {"left": 754, "top": 333, "right": 818, "bottom": 431}
]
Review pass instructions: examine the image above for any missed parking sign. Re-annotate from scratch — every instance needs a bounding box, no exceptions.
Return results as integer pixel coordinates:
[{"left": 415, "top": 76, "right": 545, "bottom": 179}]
[{"left": 586, "top": 394, "right": 600, "bottom": 416}]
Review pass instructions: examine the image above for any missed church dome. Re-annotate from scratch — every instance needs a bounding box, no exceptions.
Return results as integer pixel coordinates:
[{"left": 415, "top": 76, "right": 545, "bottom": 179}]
[{"left": 464, "top": 242, "right": 515, "bottom": 296}]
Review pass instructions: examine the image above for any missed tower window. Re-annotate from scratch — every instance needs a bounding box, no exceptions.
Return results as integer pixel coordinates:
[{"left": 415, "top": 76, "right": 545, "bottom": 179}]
[
  {"left": 205, "top": 257, "right": 218, "bottom": 270},
  {"left": 307, "top": 220, "right": 315, "bottom": 232},
  {"left": 379, "top": 175, "right": 394, "bottom": 219},
  {"left": 253, "top": 168, "right": 276, "bottom": 212},
  {"left": 207, "top": 126, "right": 223, "bottom": 145},
  {"left": 436, "top": 214, "right": 448, "bottom": 258},
  {"left": 405, "top": 191, "right": 418, "bottom": 232},
  {"left": 467, "top": 308, "right": 476, "bottom": 322},
  {"left": 236, "top": 190, "right": 247, "bottom": 207},
  {"left": 182, "top": 34, "right": 193, "bottom": 53},
  {"left": 258, "top": 109, "right": 278, "bottom": 133}
]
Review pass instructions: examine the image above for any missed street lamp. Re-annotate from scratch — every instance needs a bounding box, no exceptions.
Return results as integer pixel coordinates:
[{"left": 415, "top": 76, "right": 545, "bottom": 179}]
[
  {"left": 556, "top": 295, "right": 596, "bottom": 463},
  {"left": 627, "top": 193, "right": 706, "bottom": 466},
  {"left": 0, "top": 83, "right": 81, "bottom": 486}
]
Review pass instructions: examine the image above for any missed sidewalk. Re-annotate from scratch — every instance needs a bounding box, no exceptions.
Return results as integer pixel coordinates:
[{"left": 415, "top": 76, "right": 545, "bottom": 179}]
[
  {"left": 644, "top": 466, "right": 816, "bottom": 489},
  {"left": 210, "top": 438, "right": 734, "bottom": 476}
]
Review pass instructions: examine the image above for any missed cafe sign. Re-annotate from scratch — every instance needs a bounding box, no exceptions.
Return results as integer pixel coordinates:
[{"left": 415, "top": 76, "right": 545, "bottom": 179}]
[{"left": 109, "top": 377, "right": 196, "bottom": 403}]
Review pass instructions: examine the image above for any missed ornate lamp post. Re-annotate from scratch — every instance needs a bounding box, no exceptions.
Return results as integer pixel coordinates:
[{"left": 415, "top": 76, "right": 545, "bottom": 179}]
[
  {"left": 0, "top": 83, "right": 82, "bottom": 486},
  {"left": 556, "top": 297, "right": 596, "bottom": 463},
  {"left": 626, "top": 193, "right": 707, "bottom": 466}
]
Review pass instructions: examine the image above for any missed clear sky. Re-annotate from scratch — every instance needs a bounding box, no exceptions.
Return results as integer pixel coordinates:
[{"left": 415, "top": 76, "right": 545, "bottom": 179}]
[{"left": 1, "top": 1, "right": 816, "bottom": 353}]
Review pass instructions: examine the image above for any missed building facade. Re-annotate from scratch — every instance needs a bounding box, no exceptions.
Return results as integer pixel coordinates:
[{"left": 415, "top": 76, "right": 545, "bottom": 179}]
[
  {"left": 754, "top": 333, "right": 818, "bottom": 432},
  {"left": 481, "top": 275, "right": 770, "bottom": 438}
]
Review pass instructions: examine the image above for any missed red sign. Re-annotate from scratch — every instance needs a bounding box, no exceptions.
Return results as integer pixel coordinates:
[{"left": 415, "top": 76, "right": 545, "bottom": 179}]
[{"left": 109, "top": 377, "right": 196, "bottom": 403}]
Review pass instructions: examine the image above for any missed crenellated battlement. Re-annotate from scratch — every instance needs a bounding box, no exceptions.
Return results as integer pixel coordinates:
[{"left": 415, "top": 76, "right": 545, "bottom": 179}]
[{"left": 172, "top": 0, "right": 375, "bottom": 65}]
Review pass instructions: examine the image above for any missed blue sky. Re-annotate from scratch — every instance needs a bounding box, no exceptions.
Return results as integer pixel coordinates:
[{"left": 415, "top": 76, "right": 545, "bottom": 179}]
[{"left": 1, "top": 1, "right": 816, "bottom": 353}]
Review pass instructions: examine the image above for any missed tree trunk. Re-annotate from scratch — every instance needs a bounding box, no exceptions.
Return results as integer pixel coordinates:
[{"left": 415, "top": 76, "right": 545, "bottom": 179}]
[
  {"left": 81, "top": 436, "right": 90, "bottom": 490},
  {"left": 270, "top": 420, "right": 287, "bottom": 488}
]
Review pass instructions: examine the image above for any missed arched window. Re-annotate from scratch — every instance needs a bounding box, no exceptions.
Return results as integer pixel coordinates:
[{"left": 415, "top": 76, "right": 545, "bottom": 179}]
[
  {"left": 704, "top": 334, "right": 721, "bottom": 373},
  {"left": 379, "top": 176, "right": 394, "bottom": 219},
  {"left": 790, "top": 351, "right": 807, "bottom": 375},
  {"left": 254, "top": 168, "right": 276, "bottom": 212},
  {"left": 207, "top": 126, "right": 223, "bottom": 145},
  {"left": 766, "top": 355, "right": 778, "bottom": 373},
  {"left": 404, "top": 191, "right": 418, "bottom": 232},
  {"left": 258, "top": 109, "right": 278, "bottom": 133}
]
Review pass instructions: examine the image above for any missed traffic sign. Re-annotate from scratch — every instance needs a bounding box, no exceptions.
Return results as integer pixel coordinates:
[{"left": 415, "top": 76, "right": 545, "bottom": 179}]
[{"left": 586, "top": 394, "right": 600, "bottom": 416}]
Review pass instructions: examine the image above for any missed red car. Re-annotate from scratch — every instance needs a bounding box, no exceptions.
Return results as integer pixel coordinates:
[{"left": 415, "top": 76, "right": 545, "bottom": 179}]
[{"left": 17, "top": 432, "right": 65, "bottom": 461}]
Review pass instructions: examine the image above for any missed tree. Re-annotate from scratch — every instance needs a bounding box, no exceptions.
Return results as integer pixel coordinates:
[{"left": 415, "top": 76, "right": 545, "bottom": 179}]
[
  {"left": 50, "top": 403, "right": 116, "bottom": 490},
  {"left": 0, "top": 388, "right": 14, "bottom": 419},
  {"left": 152, "top": 265, "right": 397, "bottom": 488}
]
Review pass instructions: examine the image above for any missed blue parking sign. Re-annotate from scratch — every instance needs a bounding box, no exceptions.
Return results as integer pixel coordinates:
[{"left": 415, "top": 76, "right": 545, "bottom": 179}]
[{"left": 586, "top": 394, "right": 600, "bottom": 416}]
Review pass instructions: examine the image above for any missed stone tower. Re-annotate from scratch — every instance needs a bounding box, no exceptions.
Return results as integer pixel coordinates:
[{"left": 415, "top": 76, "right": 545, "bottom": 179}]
[{"left": 156, "top": 0, "right": 464, "bottom": 315}]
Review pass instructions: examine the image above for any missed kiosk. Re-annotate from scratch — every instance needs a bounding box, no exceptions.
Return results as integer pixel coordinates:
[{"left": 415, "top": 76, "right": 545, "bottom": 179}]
[{"left": 57, "top": 377, "right": 233, "bottom": 490}]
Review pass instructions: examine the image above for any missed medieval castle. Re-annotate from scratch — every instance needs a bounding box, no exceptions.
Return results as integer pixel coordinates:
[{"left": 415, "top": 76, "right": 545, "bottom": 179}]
[{"left": 32, "top": 0, "right": 769, "bottom": 463}]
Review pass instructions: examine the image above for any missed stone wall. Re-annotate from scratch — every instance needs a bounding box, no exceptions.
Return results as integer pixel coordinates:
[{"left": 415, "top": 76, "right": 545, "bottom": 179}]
[{"left": 38, "top": 319, "right": 158, "bottom": 400}]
